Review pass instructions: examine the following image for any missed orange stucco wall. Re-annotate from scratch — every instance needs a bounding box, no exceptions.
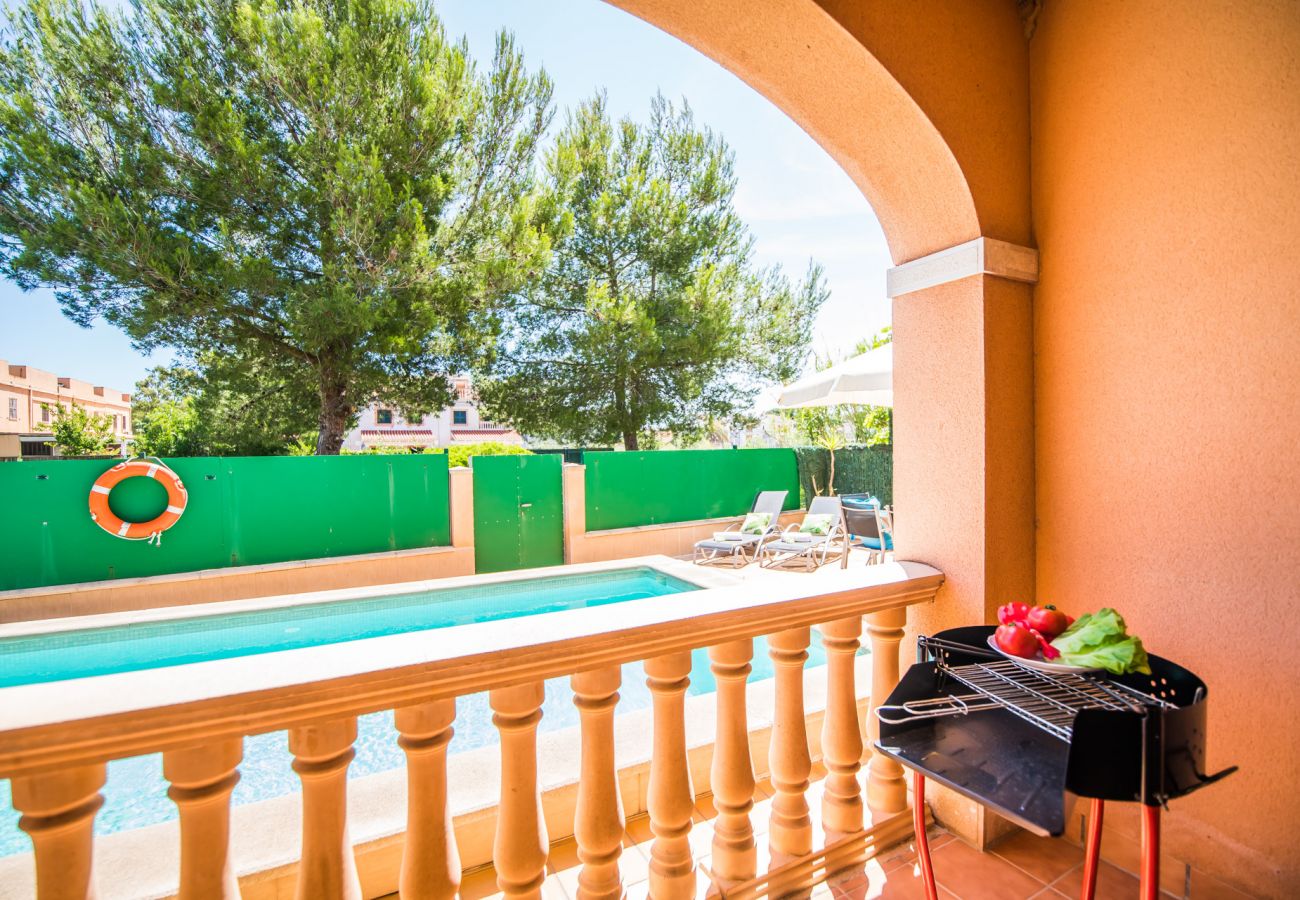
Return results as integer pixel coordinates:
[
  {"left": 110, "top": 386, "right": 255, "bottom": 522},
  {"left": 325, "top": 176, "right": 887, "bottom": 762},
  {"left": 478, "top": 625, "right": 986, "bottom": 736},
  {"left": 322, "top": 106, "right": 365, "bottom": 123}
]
[{"left": 1031, "top": 1, "right": 1300, "bottom": 895}]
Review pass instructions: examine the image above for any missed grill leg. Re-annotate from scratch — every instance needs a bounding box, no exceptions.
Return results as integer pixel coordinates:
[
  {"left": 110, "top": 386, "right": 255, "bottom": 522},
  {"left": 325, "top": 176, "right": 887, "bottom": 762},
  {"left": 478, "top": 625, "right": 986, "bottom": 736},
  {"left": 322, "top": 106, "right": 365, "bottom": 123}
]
[
  {"left": 1140, "top": 804, "right": 1160, "bottom": 900},
  {"left": 912, "top": 771, "right": 938, "bottom": 900},
  {"left": 1081, "top": 798, "right": 1103, "bottom": 900}
]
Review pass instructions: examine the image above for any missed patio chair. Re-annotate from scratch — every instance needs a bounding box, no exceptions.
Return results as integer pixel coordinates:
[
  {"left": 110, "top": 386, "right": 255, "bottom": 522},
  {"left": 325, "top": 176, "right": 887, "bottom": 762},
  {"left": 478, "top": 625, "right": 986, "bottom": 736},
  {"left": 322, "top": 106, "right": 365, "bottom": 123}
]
[
  {"left": 759, "top": 496, "right": 849, "bottom": 571},
  {"left": 692, "top": 490, "right": 789, "bottom": 567},
  {"left": 844, "top": 505, "right": 893, "bottom": 565}
]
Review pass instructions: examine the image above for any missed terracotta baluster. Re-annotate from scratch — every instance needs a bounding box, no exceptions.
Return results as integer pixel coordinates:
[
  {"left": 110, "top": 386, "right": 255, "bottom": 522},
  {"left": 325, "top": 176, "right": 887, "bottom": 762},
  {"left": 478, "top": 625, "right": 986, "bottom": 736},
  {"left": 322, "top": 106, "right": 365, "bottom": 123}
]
[
  {"left": 768, "top": 627, "right": 813, "bottom": 862},
  {"left": 164, "top": 739, "right": 244, "bottom": 900},
  {"left": 572, "top": 667, "right": 626, "bottom": 900},
  {"left": 644, "top": 652, "right": 697, "bottom": 900},
  {"left": 865, "top": 607, "right": 909, "bottom": 815},
  {"left": 289, "top": 717, "right": 362, "bottom": 900},
  {"left": 820, "top": 617, "right": 864, "bottom": 837},
  {"left": 490, "top": 683, "right": 548, "bottom": 899},
  {"left": 11, "top": 764, "right": 106, "bottom": 900},
  {"left": 395, "top": 699, "right": 460, "bottom": 899},
  {"left": 709, "top": 639, "right": 757, "bottom": 889}
]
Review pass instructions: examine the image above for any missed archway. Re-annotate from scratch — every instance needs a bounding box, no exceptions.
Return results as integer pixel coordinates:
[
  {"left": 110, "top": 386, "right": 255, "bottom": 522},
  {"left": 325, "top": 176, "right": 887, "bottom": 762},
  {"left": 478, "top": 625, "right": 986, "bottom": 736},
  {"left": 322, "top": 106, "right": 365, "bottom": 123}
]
[{"left": 605, "top": 0, "right": 981, "bottom": 265}]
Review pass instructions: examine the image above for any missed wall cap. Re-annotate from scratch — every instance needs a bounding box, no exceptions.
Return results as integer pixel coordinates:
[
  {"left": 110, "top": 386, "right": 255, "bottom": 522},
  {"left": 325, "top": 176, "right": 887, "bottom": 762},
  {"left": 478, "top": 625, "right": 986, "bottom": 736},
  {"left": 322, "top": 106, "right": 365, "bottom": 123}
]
[{"left": 886, "top": 237, "right": 1038, "bottom": 298}]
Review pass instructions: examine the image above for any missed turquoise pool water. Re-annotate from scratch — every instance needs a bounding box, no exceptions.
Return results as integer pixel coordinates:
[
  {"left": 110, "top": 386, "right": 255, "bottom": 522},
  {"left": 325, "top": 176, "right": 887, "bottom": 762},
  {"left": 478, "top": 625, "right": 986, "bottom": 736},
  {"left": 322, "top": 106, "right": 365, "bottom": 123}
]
[{"left": 0, "top": 567, "right": 696, "bottom": 688}]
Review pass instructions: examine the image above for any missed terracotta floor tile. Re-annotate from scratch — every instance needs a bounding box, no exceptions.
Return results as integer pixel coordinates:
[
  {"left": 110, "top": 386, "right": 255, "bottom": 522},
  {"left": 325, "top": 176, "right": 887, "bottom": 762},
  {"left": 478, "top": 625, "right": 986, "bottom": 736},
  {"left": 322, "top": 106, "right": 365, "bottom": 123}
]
[
  {"left": 928, "top": 837, "right": 1046, "bottom": 900},
  {"left": 990, "top": 830, "right": 1084, "bottom": 884},
  {"left": 877, "top": 829, "right": 955, "bottom": 874},
  {"left": 1051, "top": 861, "right": 1140, "bottom": 900},
  {"left": 1028, "top": 889, "right": 1070, "bottom": 899},
  {"left": 848, "top": 864, "right": 961, "bottom": 900}
]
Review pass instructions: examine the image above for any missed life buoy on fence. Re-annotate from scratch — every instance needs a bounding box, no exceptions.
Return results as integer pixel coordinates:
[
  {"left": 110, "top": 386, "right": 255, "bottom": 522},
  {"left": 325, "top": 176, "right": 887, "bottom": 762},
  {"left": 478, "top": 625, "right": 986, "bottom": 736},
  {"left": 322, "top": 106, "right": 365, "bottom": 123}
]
[{"left": 88, "top": 459, "right": 188, "bottom": 544}]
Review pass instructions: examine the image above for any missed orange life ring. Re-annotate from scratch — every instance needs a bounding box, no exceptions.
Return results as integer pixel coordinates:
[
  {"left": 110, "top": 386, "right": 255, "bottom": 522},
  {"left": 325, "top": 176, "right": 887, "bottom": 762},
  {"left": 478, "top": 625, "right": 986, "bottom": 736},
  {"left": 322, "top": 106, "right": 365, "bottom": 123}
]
[{"left": 88, "top": 459, "right": 188, "bottom": 541}]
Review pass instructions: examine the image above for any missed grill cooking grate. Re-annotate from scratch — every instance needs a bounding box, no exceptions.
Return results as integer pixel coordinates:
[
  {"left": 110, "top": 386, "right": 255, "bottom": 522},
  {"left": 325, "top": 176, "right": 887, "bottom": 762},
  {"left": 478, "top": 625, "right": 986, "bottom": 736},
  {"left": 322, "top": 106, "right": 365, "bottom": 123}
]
[{"left": 877, "top": 637, "right": 1176, "bottom": 742}]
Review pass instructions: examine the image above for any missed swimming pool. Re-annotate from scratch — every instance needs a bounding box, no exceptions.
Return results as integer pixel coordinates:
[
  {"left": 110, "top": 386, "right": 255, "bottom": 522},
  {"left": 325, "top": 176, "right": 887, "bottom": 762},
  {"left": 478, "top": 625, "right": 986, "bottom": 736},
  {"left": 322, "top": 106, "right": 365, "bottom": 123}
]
[
  {"left": 0, "top": 631, "right": 851, "bottom": 857},
  {"left": 0, "top": 566, "right": 697, "bottom": 688}
]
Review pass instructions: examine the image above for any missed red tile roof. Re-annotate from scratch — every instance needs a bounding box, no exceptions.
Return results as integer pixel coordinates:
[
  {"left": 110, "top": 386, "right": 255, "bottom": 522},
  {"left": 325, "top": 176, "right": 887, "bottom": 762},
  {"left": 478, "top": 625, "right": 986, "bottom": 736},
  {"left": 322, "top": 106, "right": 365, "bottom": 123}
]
[{"left": 360, "top": 429, "right": 434, "bottom": 436}]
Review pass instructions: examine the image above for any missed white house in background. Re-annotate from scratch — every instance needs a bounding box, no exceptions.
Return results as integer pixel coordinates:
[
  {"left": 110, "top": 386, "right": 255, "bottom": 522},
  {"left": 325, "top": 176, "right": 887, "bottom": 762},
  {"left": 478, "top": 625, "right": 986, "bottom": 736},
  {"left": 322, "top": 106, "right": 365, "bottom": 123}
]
[{"left": 341, "top": 376, "right": 524, "bottom": 453}]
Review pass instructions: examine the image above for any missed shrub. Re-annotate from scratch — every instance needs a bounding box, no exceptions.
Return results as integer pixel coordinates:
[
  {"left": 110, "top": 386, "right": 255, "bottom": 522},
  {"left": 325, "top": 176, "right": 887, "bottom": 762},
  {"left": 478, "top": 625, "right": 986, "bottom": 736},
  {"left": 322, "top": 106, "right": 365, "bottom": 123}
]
[{"left": 431, "top": 442, "right": 532, "bottom": 468}]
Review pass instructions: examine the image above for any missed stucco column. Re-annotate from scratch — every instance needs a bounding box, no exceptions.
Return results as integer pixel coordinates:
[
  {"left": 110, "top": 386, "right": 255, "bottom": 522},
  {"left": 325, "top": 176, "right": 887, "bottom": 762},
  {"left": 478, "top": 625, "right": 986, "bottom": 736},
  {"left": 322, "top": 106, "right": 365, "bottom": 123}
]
[
  {"left": 562, "top": 464, "right": 587, "bottom": 564},
  {"left": 891, "top": 247, "right": 1037, "bottom": 844},
  {"left": 448, "top": 466, "right": 474, "bottom": 550}
]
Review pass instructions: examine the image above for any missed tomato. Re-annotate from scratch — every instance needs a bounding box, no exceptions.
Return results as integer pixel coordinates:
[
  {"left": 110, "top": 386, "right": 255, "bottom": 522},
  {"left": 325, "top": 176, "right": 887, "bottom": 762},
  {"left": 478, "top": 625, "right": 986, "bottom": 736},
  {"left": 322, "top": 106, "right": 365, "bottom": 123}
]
[
  {"left": 995, "top": 622, "right": 1040, "bottom": 658},
  {"left": 1027, "top": 605, "right": 1070, "bottom": 639},
  {"left": 1028, "top": 627, "right": 1062, "bottom": 660},
  {"left": 997, "top": 602, "right": 1031, "bottom": 626}
]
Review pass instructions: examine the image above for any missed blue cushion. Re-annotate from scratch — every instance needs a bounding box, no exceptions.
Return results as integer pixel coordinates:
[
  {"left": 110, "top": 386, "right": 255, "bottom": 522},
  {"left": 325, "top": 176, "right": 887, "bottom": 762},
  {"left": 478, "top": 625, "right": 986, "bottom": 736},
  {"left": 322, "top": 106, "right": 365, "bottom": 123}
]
[
  {"left": 841, "top": 496, "right": 881, "bottom": 510},
  {"left": 856, "top": 535, "right": 894, "bottom": 551}
]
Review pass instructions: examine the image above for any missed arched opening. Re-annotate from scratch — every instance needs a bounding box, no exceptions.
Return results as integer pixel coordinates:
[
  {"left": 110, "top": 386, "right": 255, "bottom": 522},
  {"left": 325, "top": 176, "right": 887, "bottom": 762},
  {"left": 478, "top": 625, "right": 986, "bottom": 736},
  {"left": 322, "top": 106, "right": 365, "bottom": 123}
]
[{"left": 604, "top": 0, "right": 981, "bottom": 264}]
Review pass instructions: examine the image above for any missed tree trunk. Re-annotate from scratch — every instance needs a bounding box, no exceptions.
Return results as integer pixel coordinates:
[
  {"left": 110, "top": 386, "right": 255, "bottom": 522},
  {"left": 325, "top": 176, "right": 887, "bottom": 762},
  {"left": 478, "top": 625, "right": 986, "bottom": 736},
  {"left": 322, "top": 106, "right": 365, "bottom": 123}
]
[
  {"left": 315, "top": 368, "right": 352, "bottom": 455},
  {"left": 623, "top": 430, "right": 638, "bottom": 451}
]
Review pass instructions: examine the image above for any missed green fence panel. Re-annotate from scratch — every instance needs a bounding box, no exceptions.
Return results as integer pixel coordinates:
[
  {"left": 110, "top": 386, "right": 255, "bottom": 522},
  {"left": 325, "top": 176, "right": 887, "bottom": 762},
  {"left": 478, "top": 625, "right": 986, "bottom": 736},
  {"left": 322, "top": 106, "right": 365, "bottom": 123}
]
[
  {"left": 472, "top": 453, "right": 564, "bottom": 574},
  {"left": 583, "top": 449, "right": 800, "bottom": 531},
  {"left": 0, "top": 455, "right": 451, "bottom": 591},
  {"left": 793, "top": 445, "right": 893, "bottom": 506}
]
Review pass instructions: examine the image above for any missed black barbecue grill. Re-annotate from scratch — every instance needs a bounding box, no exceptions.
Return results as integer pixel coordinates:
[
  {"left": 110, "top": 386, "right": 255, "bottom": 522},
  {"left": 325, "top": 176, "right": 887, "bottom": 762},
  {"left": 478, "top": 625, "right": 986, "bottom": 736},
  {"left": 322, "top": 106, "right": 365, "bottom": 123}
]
[{"left": 873, "top": 626, "right": 1236, "bottom": 900}]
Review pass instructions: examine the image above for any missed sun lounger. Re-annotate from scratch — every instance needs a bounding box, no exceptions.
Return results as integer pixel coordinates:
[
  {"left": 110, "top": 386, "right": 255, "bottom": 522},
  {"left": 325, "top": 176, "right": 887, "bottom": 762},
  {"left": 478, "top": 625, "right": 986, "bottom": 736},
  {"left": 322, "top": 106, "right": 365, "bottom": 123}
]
[
  {"left": 759, "top": 496, "right": 848, "bottom": 571},
  {"left": 692, "top": 490, "right": 789, "bottom": 567}
]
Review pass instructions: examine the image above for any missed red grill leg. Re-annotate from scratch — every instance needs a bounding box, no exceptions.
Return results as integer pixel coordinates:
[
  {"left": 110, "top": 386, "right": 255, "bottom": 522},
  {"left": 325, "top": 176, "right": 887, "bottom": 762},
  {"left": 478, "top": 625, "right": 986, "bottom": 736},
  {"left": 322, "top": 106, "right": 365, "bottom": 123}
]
[
  {"left": 1081, "top": 798, "right": 1103, "bottom": 900},
  {"left": 1140, "top": 804, "right": 1161, "bottom": 900},
  {"left": 913, "top": 771, "right": 939, "bottom": 900}
]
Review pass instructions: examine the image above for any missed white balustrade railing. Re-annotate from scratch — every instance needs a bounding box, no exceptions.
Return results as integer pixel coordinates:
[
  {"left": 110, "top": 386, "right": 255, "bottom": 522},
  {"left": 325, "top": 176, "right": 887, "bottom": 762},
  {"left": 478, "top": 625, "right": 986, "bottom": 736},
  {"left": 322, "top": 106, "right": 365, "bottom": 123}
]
[{"left": 0, "top": 561, "right": 942, "bottom": 899}]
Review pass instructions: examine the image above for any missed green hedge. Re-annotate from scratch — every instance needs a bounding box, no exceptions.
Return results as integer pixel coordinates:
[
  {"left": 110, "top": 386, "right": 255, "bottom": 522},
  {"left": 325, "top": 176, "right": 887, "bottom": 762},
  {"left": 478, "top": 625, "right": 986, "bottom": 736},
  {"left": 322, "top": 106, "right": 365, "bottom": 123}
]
[
  {"left": 0, "top": 455, "right": 451, "bottom": 590},
  {"left": 584, "top": 448, "right": 800, "bottom": 531},
  {"left": 794, "top": 445, "right": 893, "bottom": 506}
]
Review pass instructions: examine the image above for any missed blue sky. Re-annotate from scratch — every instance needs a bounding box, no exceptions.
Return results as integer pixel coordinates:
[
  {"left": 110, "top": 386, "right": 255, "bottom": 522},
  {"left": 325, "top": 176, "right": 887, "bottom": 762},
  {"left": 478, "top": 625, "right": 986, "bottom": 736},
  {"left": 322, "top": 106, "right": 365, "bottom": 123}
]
[{"left": 0, "top": 0, "right": 891, "bottom": 392}]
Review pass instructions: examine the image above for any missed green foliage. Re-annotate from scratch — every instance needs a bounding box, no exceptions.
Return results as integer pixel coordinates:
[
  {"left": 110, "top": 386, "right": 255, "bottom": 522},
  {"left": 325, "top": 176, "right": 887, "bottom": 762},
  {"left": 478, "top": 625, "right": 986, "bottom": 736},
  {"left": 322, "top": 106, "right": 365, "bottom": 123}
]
[
  {"left": 794, "top": 445, "right": 892, "bottom": 506},
  {"left": 441, "top": 441, "right": 530, "bottom": 468},
  {"left": 773, "top": 325, "right": 893, "bottom": 450},
  {"left": 855, "top": 326, "right": 892, "bottom": 353},
  {"left": 0, "top": 0, "right": 559, "bottom": 453},
  {"left": 37, "top": 402, "right": 114, "bottom": 456},
  {"left": 132, "top": 363, "right": 317, "bottom": 456},
  {"left": 478, "top": 94, "right": 827, "bottom": 450}
]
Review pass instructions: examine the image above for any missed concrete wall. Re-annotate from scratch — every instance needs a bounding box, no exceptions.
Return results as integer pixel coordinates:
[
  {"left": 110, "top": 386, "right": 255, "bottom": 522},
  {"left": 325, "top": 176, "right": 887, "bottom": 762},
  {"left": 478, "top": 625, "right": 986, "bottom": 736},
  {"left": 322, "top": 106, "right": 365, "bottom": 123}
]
[
  {"left": 1030, "top": 2, "right": 1300, "bottom": 896},
  {"left": 563, "top": 462, "right": 805, "bottom": 563}
]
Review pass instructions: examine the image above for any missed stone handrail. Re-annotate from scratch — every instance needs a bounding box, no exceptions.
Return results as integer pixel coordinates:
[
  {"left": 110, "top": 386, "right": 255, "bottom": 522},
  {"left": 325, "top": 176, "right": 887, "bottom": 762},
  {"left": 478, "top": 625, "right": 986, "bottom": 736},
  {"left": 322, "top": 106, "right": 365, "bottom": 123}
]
[{"left": 1, "top": 558, "right": 943, "bottom": 899}]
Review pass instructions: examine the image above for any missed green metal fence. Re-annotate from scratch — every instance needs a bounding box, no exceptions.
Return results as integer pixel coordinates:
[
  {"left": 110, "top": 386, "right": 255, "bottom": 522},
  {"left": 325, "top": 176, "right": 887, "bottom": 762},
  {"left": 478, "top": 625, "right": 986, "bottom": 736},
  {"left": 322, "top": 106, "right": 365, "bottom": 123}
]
[
  {"left": 0, "top": 455, "right": 451, "bottom": 591},
  {"left": 583, "top": 449, "right": 801, "bottom": 531},
  {"left": 472, "top": 454, "right": 564, "bottom": 573}
]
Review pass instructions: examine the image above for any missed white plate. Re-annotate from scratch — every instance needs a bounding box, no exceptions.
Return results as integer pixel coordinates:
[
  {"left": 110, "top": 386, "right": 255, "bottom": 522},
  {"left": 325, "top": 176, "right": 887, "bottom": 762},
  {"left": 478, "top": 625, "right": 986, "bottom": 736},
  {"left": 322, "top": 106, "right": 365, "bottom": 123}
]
[{"left": 985, "top": 635, "right": 1102, "bottom": 674}]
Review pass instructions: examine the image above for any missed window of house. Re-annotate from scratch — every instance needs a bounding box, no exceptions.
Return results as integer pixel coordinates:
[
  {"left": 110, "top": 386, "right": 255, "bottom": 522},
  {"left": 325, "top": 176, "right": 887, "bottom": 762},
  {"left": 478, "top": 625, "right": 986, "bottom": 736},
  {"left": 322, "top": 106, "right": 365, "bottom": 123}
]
[
  {"left": 7, "top": 398, "right": 15, "bottom": 420},
  {"left": 41, "top": 405, "right": 50, "bottom": 423},
  {"left": 453, "top": 410, "right": 468, "bottom": 425},
  {"left": 376, "top": 409, "right": 393, "bottom": 424}
]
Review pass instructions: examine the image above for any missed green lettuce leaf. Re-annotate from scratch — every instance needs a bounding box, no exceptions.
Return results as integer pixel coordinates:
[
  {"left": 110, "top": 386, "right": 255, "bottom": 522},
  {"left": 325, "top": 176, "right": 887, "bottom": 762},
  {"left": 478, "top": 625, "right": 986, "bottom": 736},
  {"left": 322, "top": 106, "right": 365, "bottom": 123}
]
[
  {"left": 1056, "top": 634, "right": 1151, "bottom": 675},
  {"left": 1050, "top": 607, "right": 1128, "bottom": 655},
  {"left": 1049, "top": 607, "right": 1151, "bottom": 674}
]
